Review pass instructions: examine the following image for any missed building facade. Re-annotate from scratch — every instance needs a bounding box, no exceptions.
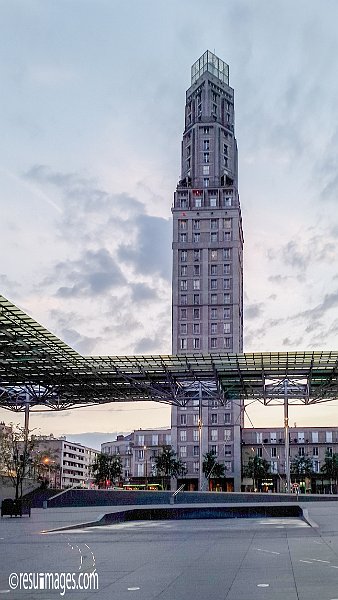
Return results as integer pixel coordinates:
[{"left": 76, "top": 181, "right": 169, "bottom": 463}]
[
  {"left": 31, "top": 435, "right": 98, "bottom": 488},
  {"left": 171, "top": 51, "right": 244, "bottom": 491},
  {"left": 101, "top": 428, "right": 171, "bottom": 482},
  {"left": 242, "top": 427, "right": 338, "bottom": 493}
]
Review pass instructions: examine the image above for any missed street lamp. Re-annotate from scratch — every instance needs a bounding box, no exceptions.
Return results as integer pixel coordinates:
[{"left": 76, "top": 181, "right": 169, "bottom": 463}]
[{"left": 143, "top": 445, "right": 148, "bottom": 486}]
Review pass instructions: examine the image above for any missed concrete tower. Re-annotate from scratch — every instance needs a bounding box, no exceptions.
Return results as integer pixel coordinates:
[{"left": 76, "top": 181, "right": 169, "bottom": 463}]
[{"left": 171, "top": 51, "right": 244, "bottom": 491}]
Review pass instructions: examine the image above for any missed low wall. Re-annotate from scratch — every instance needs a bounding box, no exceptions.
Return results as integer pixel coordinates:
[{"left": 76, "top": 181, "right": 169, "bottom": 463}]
[{"left": 0, "top": 477, "right": 39, "bottom": 503}]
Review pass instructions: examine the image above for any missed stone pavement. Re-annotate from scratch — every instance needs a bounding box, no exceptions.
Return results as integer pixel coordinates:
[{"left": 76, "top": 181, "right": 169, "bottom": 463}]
[{"left": 1, "top": 501, "right": 338, "bottom": 599}]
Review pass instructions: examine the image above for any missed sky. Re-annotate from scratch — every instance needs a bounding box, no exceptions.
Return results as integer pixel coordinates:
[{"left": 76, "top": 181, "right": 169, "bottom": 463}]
[{"left": 1, "top": 0, "right": 338, "bottom": 445}]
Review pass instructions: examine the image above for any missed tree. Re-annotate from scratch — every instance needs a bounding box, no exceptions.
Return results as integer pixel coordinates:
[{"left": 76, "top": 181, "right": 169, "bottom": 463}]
[
  {"left": 321, "top": 451, "right": 338, "bottom": 491},
  {"left": 153, "top": 446, "right": 186, "bottom": 489},
  {"left": 290, "top": 455, "right": 313, "bottom": 478},
  {"left": 33, "top": 449, "right": 61, "bottom": 488},
  {"left": 0, "top": 423, "right": 37, "bottom": 501},
  {"left": 242, "top": 455, "right": 270, "bottom": 490},
  {"left": 90, "top": 453, "right": 122, "bottom": 488},
  {"left": 202, "top": 450, "right": 225, "bottom": 486}
]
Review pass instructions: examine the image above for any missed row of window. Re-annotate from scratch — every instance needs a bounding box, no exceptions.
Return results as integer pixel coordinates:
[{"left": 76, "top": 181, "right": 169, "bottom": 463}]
[
  {"left": 180, "top": 323, "right": 231, "bottom": 335},
  {"left": 182, "top": 460, "right": 233, "bottom": 474},
  {"left": 255, "top": 431, "right": 334, "bottom": 444},
  {"left": 179, "top": 337, "right": 232, "bottom": 350},
  {"left": 180, "top": 307, "right": 231, "bottom": 320},
  {"left": 180, "top": 293, "right": 232, "bottom": 305},
  {"left": 179, "top": 196, "right": 232, "bottom": 208},
  {"left": 256, "top": 446, "right": 335, "bottom": 459},
  {"left": 179, "top": 232, "right": 232, "bottom": 243},
  {"left": 180, "top": 265, "right": 232, "bottom": 276},
  {"left": 179, "top": 218, "right": 232, "bottom": 230},
  {"left": 179, "top": 417, "right": 231, "bottom": 434},
  {"left": 180, "top": 279, "right": 232, "bottom": 291},
  {"left": 180, "top": 248, "right": 232, "bottom": 261}
]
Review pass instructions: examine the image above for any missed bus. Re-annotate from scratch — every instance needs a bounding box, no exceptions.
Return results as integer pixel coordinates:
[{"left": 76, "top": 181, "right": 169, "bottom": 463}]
[{"left": 122, "top": 483, "right": 163, "bottom": 491}]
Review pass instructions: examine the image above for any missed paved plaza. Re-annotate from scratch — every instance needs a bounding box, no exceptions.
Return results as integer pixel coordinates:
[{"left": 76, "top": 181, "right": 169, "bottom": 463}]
[{"left": 1, "top": 502, "right": 338, "bottom": 599}]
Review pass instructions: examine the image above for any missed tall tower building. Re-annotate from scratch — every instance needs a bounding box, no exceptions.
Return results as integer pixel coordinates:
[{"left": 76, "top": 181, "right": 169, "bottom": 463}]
[{"left": 171, "top": 51, "right": 244, "bottom": 491}]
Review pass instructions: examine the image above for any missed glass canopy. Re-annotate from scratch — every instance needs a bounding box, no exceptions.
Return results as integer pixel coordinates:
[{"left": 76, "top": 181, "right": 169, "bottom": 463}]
[{"left": 191, "top": 50, "right": 229, "bottom": 86}]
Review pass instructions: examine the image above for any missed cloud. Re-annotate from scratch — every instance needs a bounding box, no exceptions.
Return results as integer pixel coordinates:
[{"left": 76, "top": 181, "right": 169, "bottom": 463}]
[
  {"left": 244, "top": 302, "right": 264, "bottom": 320},
  {"left": 130, "top": 283, "right": 159, "bottom": 303}
]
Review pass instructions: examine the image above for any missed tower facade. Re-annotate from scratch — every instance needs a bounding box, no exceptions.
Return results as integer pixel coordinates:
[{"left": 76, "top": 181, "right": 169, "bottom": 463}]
[{"left": 171, "top": 51, "right": 244, "bottom": 491}]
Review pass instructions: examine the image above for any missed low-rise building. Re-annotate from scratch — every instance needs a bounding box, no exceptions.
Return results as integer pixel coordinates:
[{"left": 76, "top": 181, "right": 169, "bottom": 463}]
[{"left": 242, "top": 427, "right": 338, "bottom": 493}]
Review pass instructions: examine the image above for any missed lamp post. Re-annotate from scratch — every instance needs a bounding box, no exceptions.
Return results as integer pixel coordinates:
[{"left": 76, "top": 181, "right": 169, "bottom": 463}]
[{"left": 144, "top": 445, "right": 148, "bottom": 486}]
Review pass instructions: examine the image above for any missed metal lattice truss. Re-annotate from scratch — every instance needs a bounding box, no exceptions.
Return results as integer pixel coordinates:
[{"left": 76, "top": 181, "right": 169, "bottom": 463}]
[{"left": 1, "top": 294, "right": 338, "bottom": 412}]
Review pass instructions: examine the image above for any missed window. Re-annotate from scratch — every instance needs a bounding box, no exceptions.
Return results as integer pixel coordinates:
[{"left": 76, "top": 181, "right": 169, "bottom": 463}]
[
  {"left": 211, "top": 219, "right": 218, "bottom": 229},
  {"left": 193, "top": 308, "right": 200, "bottom": 319},
  {"left": 193, "top": 461, "right": 199, "bottom": 473},
  {"left": 180, "top": 294, "right": 187, "bottom": 305},
  {"left": 180, "top": 323, "right": 187, "bottom": 334},
  {"left": 180, "top": 430, "right": 187, "bottom": 442},
  {"left": 179, "top": 219, "right": 187, "bottom": 230},
  {"left": 224, "top": 308, "right": 230, "bottom": 319},
  {"left": 224, "top": 231, "right": 231, "bottom": 241},
  {"left": 193, "top": 323, "right": 200, "bottom": 334},
  {"left": 193, "top": 219, "right": 200, "bottom": 230},
  {"left": 211, "top": 294, "right": 217, "bottom": 304},
  {"left": 180, "top": 280, "right": 187, "bottom": 290},
  {"left": 180, "top": 233, "right": 187, "bottom": 243},
  {"left": 195, "top": 197, "right": 202, "bottom": 208},
  {"left": 181, "top": 266, "right": 187, "bottom": 276},
  {"left": 210, "top": 338, "right": 217, "bottom": 348},
  {"left": 138, "top": 449, "right": 144, "bottom": 459},
  {"left": 224, "top": 446, "right": 231, "bottom": 456},
  {"left": 256, "top": 432, "right": 263, "bottom": 444},
  {"left": 224, "top": 196, "right": 232, "bottom": 207},
  {"left": 271, "top": 447, "right": 277, "bottom": 458},
  {"left": 210, "top": 197, "right": 217, "bottom": 207},
  {"left": 312, "top": 460, "right": 320, "bottom": 473},
  {"left": 223, "top": 279, "right": 230, "bottom": 289},
  {"left": 193, "top": 294, "right": 200, "bottom": 305},
  {"left": 211, "top": 308, "right": 218, "bottom": 318},
  {"left": 193, "top": 232, "right": 200, "bottom": 243},
  {"left": 312, "top": 431, "right": 319, "bottom": 443},
  {"left": 224, "top": 429, "right": 231, "bottom": 442},
  {"left": 224, "top": 293, "right": 231, "bottom": 304},
  {"left": 203, "top": 127, "right": 209, "bottom": 134},
  {"left": 180, "top": 198, "right": 187, "bottom": 208},
  {"left": 180, "top": 414, "right": 187, "bottom": 425},
  {"left": 193, "top": 338, "right": 200, "bottom": 349},
  {"left": 211, "top": 279, "right": 217, "bottom": 290},
  {"left": 211, "top": 399, "right": 218, "bottom": 408},
  {"left": 223, "top": 323, "right": 231, "bottom": 334},
  {"left": 224, "top": 413, "right": 231, "bottom": 424},
  {"left": 211, "top": 323, "right": 217, "bottom": 334},
  {"left": 203, "top": 140, "right": 210, "bottom": 151},
  {"left": 210, "top": 232, "right": 218, "bottom": 242},
  {"left": 180, "top": 250, "right": 187, "bottom": 262},
  {"left": 193, "top": 430, "right": 199, "bottom": 442},
  {"left": 223, "top": 248, "right": 231, "bottom": 260},
  {"left": 298, "top": 447, "right": 305, "bottom": 456},
  {"left": 210, "top": 445, "right": 217, "bottom": 455},
  {"left": 270, "top": 461, "right": 278, "bottom": 474},
  {"left": 193, "top": 446, "right": 199, "bottom": 456},
  {"left": 298, "top": 432, "right": 305, "bottom": 443},
  {"left": 137, "top": 463, "right": 144, "bottom": 477},
  {"left": 193, "top": 279, "right": 200, "bottom": 290},
  {"left": 224, "top": 338, "right": 232, "bottom": 349},
  {"left": 203, "top": 178, "right": 209, "bottom": 188},
  {"left": 179, "top": 446, "right": 187, "bottom": 458},
  {"left": 270, "top": 432, "right": 277, "bottom": 443},
  {"left": 223, "top": 218, "right": 231, "bottom": 228},
  {"left": 224, "top": 461, "right": 232, "bottom": 472},
  {"left": 223, "top": 143, "right": 228, "bottom": 155},
  {"left": 326, "top": 431, "right": 333, "bottom": 443},
  {"left": 313, "top": 447, "right": 319, "bottom": 456},
  {"left": 180, "top": 308, "right": 187, "bottom": 319},
  {"left": 210, "top": 264, "right": 217, "bottom": 275},
  {"left": 194, "top": 265, "right": 200, "bottom": 276},
  {"left": 210, "top": 250, "right": 218, "bottom": 260},
  {"left": 194, "top": 249, "right": 200, "bottom": 261},
  {"left": 180, "top": 338, "right": 187, "bottom": 350},
  {"left": 211, "top": 429, "right": 218, "bottom": 441},
  {"left": 203, "top": 166, "right": 210, "bottom": 175},
  {"left": 152, "top": 434, "right": 158, "bottom": 446},
  {"left": 138, "top": 435, "right": 144, "bottom": 446},
  {"left": 203, "top": 153, "right": 209, "bottom": 163},
  {"left": 256, "top": 447, "right": 263, "bottom": 457},
  {"left": 192, "top": 398, "right": 199, "bottom": 409},
  {"left": 166, "top": 434, "right": 171, "bottom": 445},
  {"left": 193, "top": 414, "right": 199, "bottom": 425},
  {"left": 211, "top": 414, "right": 218, "bottom": 424},
  {"left": 327, "top": 447, "right": 333, "bottom": 457}
]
